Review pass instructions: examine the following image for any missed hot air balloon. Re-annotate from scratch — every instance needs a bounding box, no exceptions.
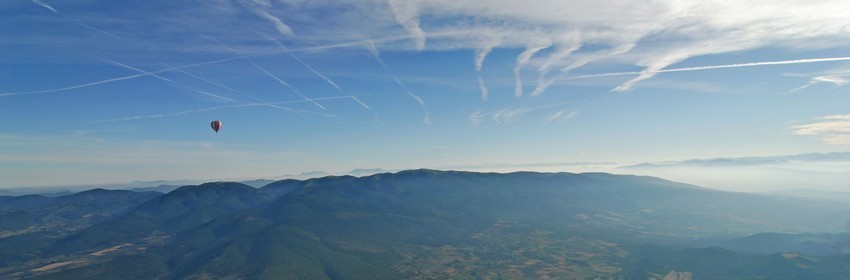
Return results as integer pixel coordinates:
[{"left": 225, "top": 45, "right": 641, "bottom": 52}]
[{"left": 210, "top": 120, "right": 222, "bottom": 133}]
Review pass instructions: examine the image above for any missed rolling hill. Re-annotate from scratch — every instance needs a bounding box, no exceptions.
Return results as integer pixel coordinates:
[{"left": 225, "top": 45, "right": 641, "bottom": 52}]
[{"left": 2, "top": 170, "right": 849, "bottom": 279}]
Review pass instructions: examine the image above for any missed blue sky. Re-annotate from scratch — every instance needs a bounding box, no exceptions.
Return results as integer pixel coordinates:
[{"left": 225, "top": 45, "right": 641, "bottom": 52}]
[{"left": 3, "top": 0, "right": 850, "bottom": 189}]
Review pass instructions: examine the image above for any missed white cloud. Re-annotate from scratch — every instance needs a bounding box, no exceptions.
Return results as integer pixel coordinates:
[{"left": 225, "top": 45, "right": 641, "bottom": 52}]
[
  {"left": 793, "top": 114, "right": 850, "bottom": 145},
  {"left": 374, "top": 0, "right": 850, "bottom": 94},
  {"left": 388, "top": 0, "right": 426, "bottom": 50},
  {"left": 13, "top": 0, "right": 850, "bottom": 99}
]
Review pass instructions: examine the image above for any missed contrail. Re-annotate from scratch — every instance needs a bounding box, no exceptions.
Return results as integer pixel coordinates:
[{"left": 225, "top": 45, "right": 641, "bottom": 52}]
[
  {"left": 261, "top": 35, "right": 379, "bottom": 112},
  {"left": 101, "top": 57, "right": 305, "bottom": 115},
  {"left": 265, "top": 36, "right": 343, "bottom": 91},
  {"left": 248, "top": 61, "right": 326, "bottom": 110},
  {"left": 365, "top": 40, "right": 388, "bottom": 68},
  {"left": 208, "top": 38, "right": 327, "bottom": 111},
  {"left": 0, "top": 33, "right": 444, "bottom": 98},
  {"left": 407, "top": 92, "right": 425, "bottom": 107},
  {"left": 158, "top": 62, "right": 257, "bottom": 101},
  {"left": 289, "top": 53, "right": 342, "bottom": 91},
  {"left": 30, "top": 0, "right": 130, "bottom": 44},
  {"left": 94, "top": 56, "right": 239, "bottom": 103},
  {"left": 97, "top": 95, "right": 370, "bottom": 122},
  {"left": 97, "top": 103, "right": 327, "bottom": 122},
  {"left": 350, "top": 96, "right": 370, "bottom": 109},
  {"left": 0, "top": 73, "right": 146, "bottom": 97},
  {"left": 561, "top": 56, "right": 850, "bottom": 85},
  {"left": 0, "top": 55, "right": 251, "bottom": 97},
  {"left": 366, "top": 43, "right": 430, "bottom": 124}
]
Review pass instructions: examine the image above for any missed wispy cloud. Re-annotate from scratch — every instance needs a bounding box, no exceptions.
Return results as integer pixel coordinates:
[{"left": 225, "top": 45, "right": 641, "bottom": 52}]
[
  {"left": 469, "top": 109, "right": 484, "bottom": 125},
  {"left": 407, "top": 91, "right": 425, "bottom": 107},
  {"left": 388, "top": 0, "right": 426, "bottom": 50},
  {"left": 790, "top": 75, "right": 850, "bottom": 93},
  {"left": 491, "top": 107, "right": 533, "bottom": 124},
  {"left": 556, "top": 56, "right": 850, "bottom": 91},
  {"left": 239, "top": 0, "right": 294, "bottom": 36},
  {"left": 793, "top": 114, "right": 850, "bottom": 145},
  {"left": 544, "top": 110, "right": 577, "bottom": 124},
  {"left": 20, "top": 1, "right": 850, "bottom": 98},
  {"left": 470, "top": 102, "right": 573, "bottom": 125},
  {"left": 514, "top": 44, "right": 550, "bottom": 97},
  {"left": 364, "top": 40, "right": 388, "bottom": 68},
  {"left": 369, "top": 1, "right": 850, "bottom": 95},
  {"left": 474, "top": 41, "right": 498, "bottom": 101},
  {"left": 476, "top": 76, "right": 489, "bottom": 101},
  {"left": 614, "top": 57, "right": 850, "bottom": 92},
  {"left": 531, "top": 42, "right": 581, "bottom": 96},
  {"left": 30, "top": 0, "right": 58, "bottom": 14}
]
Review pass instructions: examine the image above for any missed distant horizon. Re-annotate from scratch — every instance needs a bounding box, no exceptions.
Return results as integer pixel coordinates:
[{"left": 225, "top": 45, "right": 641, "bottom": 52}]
[{"left": 5, "top": 150, "right": 850, "bottom": 194}]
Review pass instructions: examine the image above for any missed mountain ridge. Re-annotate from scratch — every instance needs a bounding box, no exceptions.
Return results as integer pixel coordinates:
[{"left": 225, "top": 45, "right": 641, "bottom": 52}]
[{"left": 3, "top": 170, "right": 850, "bottom": 279}]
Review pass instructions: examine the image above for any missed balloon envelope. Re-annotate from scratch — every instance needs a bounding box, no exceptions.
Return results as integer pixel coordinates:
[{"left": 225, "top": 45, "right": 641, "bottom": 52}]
[{"left": 210, "top": 120, "right": 222, "bottom": 133}]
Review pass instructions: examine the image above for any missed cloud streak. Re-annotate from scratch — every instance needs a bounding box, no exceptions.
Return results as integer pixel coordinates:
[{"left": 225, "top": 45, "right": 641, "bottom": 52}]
[
  {"left": 240, "top": 0, "right": 294, "bottom": 36},
  {"left": 558, "top": 56, "right": 850, "bottom": 90},
  {"left": 30, "top": 0, "right": 58, "bottom": 14},
  {"left": 790, "top": 75, "right": 850, "bottom": 93},
  {"left": 474, "top": 42, "right": 497, "bottom": 101},
  {"left": 470, "top": 102, "right": 573, "bottom": 125},
  {"left": 793, "top": 114, "right": 850, "bottom": 145},
  {"left": 367, "top": 43, "right": 431, "bottom": 124},
  {"left": 266, "top": 37, "right": 343, "bottom": 91},
  {"left": 248, "top": 61, "right": 326, "bottom": 110},
  {"left": 514, "top": 44, "right": 550, "bottom": 97},
  {"left": 96, "top": 95, "right": 371, "bottom": 122},
  {"left": 388, "top": 0, "right": 426, "bottom": 50},
  {"left": 364, "top": 40, "right": 388, "bottom": 68},
  {"left": 544, "top": 110, "right": 577, "bottom": 124},
  {"left": 94, "top": 56, "right": 240, "bottom": 103}
]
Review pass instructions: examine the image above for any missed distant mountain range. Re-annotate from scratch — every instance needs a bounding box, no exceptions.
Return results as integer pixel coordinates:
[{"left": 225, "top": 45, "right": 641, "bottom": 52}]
[
  {"left": 1, "top": 169, "right": 394, "bottom": 196},
  {"left": 2, "top": 170, "right": 849, "bottom": 279},
  {"left": 617, "top": 152, "right": 850, "bottom": 192}
]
